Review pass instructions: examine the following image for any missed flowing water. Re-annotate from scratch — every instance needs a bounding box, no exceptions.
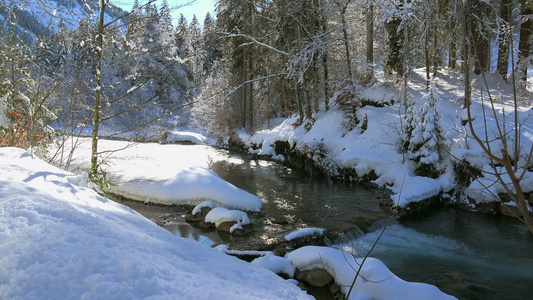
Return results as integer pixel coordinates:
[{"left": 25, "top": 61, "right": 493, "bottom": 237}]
[{"left": 119, "top": 147, "right": 533, "bottom": 299}]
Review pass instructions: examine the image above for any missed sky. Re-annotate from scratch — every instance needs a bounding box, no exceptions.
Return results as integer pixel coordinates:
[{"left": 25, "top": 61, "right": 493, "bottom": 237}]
[{"left": 112, "top": 0, "right": 216, "bottom": 25}]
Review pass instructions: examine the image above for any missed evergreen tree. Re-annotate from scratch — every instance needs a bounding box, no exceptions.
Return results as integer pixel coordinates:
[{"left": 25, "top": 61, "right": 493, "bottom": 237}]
[
  {"left": 408, "top": 81, "right": 445, "bottom": 178},
  {"left": 401, "top": 97, "right": 419, "bottom": 154},
  {"left": 202, "top": 12, "right": 222, "bottom": 77}
]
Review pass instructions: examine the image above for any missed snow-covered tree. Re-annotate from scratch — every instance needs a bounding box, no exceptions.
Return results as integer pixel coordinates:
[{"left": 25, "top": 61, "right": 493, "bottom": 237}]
[
  {"left": 400, "top": 97, "right": 419, "bottom": 154},
  {"left": 408, "top": 82, "right": 445, "bottom": 178},
  {"left": 202, "top": 12, "right": 222, "bottom": 77},
  {"left": 0, "top": 27, "right": 53, "bottom": 151}
]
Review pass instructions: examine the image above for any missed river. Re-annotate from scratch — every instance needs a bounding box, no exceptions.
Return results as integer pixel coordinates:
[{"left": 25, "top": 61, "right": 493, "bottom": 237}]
[{"left": 117, "top": 147, "right": 533, "bottom": 299}]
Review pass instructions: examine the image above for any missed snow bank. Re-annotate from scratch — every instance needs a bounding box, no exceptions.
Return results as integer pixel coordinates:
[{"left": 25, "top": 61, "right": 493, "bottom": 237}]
[
  {"left": 466, "top": 165, "right": 533, "bottom": 203},
  {"left": 50, "top": 139, "right": 262, "bottom": 211},
  {"left": 240, "top": 70, "right": 533, "bottom": 207},
  {"left": 0, "top": 147, "right": 310, "bottom": 299},
  {"left": 252, "top": 252, "right": 295, "bottom": 278},
  {"left": 285, "top": 246, "right": 456, "bottom": 300},
  {"left": 165, "top": 130, "right": 207, "bottom": 144}
]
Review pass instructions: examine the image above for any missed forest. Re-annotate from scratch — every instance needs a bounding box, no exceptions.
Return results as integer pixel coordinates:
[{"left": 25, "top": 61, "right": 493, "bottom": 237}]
[{"left": 1, "top": 0, "right": 532, "bottom": 230}]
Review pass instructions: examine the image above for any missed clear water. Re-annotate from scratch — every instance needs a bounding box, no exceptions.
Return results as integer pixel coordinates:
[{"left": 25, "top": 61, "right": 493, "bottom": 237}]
[
  {"left": 336, "top": 209, "right": 533, "bottom": 299},
  {"left": 119, "top": 147, "right": 533, "bottom": 299}
]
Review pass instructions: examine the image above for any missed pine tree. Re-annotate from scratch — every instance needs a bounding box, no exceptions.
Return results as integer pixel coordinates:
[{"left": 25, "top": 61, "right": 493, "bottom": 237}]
[
  {"left": 401, "top": 97, "right": 419, "bottom": 154},
  {"left": 202, "top": 12, "right": 222, "bottom": 77},
  {"left": 408, "top": 82, "right": 445, "bottom": 178},
  {"left": 175, "top": 14, "right": 190, "bottom": 58}
]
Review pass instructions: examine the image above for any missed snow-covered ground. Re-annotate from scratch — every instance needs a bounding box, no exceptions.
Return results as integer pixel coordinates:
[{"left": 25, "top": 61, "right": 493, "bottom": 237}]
[
  {"left": 0, "top": 147, "right": 309, "bottom": 299},
  {"left": 48, "top": 138, "right": 262, "bottom": 211},
  {"left": 241, "top": 69, "right": 533, "bottom": 208},
  {"left": 1, "top": 147, "right": 456, "bottom": 299}
]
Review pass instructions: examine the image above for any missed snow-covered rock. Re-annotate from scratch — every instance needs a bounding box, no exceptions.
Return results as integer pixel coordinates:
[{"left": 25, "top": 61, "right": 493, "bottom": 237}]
[
  {"left": 284, "top": 228, "right": 325, "bottom": 241},
  {"left": 204, "top": 207, "right": 251, "bottom": 234},
  {"left": 285, "top": 246, "right": 457, "bottom": 300}
]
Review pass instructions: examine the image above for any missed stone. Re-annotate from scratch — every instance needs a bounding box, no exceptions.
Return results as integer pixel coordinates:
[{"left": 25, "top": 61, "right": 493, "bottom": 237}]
[
  {"left": 216, "top": 221, "right": 253, "bottom": 235},
  {"left": 216, "top": 221, "right": 237, "bottom": 234},
  {"left": 185, "top": 206, "right": 214, "bottom": 223},
  {"left": 296, "top": 268, "right": 333, "bottom": 288},
  {"left": 199, "top": 220, "right": 215, "bottom": 229},
  {"left": 272, "top": 243, "right": 292, "bottom": 257},
  {"left": 270, "top": 216, "right": 290, "bottom": 225},
  {"left": 498, "top": 193, "right": 513, "bottom": 203},
  {"left": 185, "top": 213, "right": 203, "bottom": 222},
  {"left": 328, "top": 282, "right": 341, "bottom": 295}
]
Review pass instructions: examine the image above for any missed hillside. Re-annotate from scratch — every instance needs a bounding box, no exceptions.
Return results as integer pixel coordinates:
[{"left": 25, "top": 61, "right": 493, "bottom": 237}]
[{"left": 0, "top": 0, "right": 126, "bottom": 41}]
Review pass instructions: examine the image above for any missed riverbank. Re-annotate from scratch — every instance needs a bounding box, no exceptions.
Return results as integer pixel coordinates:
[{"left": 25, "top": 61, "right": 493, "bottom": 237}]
[{"left": 231, "top": 69, "right": 533, "bottom": 218}]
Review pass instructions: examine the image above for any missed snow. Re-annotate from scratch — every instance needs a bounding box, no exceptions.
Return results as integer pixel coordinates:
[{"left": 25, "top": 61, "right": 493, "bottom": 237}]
[
  {"left": 204, "top": 207, "right": 250, "bottom": 232},
  {"left": 252, "top": 253, "right": 295, "bottom": 278},
  {"left": 192, "top": 200, "right": 219, "bottom": 215},
  {"left": 239, "top": 69, "right": 533, "bottom": 207},
  {"left": 0, "top": 147, "right": 311, "bottom": 299},
  {"left": 49, "top": 138, "right": 262, "bottom": 211},
  {"left": 285, "top": 246, "right": 456, "bottom": 300},
  {"left": 165, "top": 130, "right": 207, "bottom": 144},
  {"left": 284, "top": 228, "right": 326, "bottom": 241}
]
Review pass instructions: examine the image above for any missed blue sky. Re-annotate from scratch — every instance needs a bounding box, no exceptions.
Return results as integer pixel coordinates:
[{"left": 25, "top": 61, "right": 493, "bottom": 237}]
[{"left": 112, "top": 0, "right": 216, "bottom": 25}]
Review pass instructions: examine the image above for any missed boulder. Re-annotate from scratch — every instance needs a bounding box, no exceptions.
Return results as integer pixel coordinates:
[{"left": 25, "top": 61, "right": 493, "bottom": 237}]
[
  {"left": 185, "top": 206, "right": 214, "bottom": 223},
  {"left": 296, "top": 268, "right": 334, "bottom": 288},
  {"left": 216, "top": 221, "right": 253, "bottom": 235},
  {"left": 199, "top": 220, "right": 216, "bottom": 229}
]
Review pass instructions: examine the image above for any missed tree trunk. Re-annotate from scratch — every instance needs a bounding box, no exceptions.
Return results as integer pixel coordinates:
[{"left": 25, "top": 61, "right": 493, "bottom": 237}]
[
  {"left": 425, "top": 21, "right": 431, "bottom": 90},
  {"left": 91, "top": 0, "right": 106, "bottom": 177},
  {"left": 248, "top": 61, "right": 253, "bottom": 129},
  {"left": 296, "top": 82, "right": 304, "bottom": 124},
  {"left": 241, "top": 60, "right": 247, "bottom": 127},
  {"left": 517, "top": 4, "right": 533, "bottom": 82},
  {"left": 497, "top": 0, "right": 512, "bottom": 78},
  {"left": 341, "top": 0, "right": 354, "bottom": 83},
  {"left": 433, "top": 28, "right": 438, "bottom": 76},
  {"left": 248, "top": 2, "right": 254, "bottom": 129},
  {"left": 449, "top": 39, "right": 456, "bottom": 69},
  {"left": 471, "top": 0, "right": 490, "bottom": 75},
  {"left": 322, "top": 20, "right": 330, "bottom": 111},
  {"left": 462, "top": 0, "right": 471, "bottom": 108},
  {"left": 366, "top": 2, "right": 374, "bottom": 68}
]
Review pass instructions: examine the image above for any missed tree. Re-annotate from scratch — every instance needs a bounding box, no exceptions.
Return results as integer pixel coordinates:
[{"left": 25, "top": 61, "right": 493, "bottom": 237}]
[
  {"left": 0, "top": 8, "right": 54, "bottom": 153},
  {"left": 461, "top": 0, "right": 533, "bottom": 235},
  {"left": 202, "top": 12, "right": 222, "bottom": 77},
  {"left": 469, "top": 0, "right": 496, "bottom": 75},
  {"left": 517, "top": 0, "right": 533, "bottom": 83},
  {"left": 401, "top": 97, "right": 419, "bottom": 157},
  {"left": 497, "top": 0, "right": 513, "bottom": 78},
  {"left": 87, "top": 0, "right": 193, "bottom": 183},
  {"left": 408, "top": 81, "right": 445, "bottom": 178}
]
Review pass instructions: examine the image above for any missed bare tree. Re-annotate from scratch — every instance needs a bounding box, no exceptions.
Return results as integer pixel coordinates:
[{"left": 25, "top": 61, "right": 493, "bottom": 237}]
[{"left": 461, "top": 0, "right": 533, "bottom": 235}]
